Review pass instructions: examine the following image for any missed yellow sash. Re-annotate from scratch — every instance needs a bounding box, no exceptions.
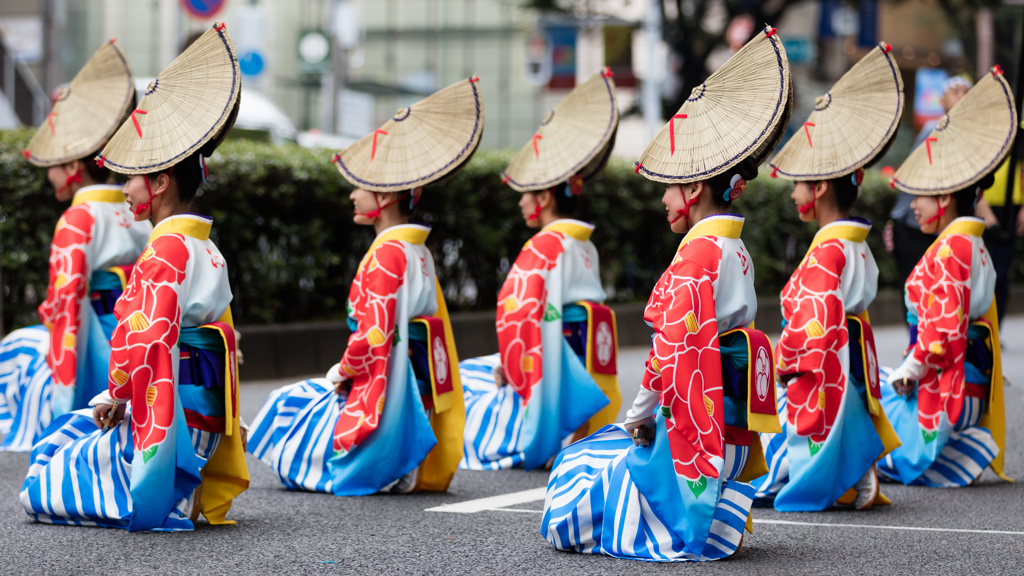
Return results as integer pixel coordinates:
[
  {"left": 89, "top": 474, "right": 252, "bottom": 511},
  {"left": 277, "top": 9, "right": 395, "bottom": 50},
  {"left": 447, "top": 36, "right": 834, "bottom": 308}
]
[
  {"left": 197, "top": 307, "right": 251, "bottom": 524},
  {"left": 576, "top": 301, "right": 622, "bottom": 434}
]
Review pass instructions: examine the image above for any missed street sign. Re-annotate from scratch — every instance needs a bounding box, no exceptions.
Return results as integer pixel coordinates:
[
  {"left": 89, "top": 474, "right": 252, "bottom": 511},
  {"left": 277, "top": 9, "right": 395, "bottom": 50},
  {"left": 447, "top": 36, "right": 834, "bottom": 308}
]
[
  {"left": 180, "top": 0, "right": 226, "bottom": 21},
  {"left": 239, "top": 51, "right": 264, "bottom": 76},
  {"left": 298, "top": 30, "right": 331, "bottom": 75}
]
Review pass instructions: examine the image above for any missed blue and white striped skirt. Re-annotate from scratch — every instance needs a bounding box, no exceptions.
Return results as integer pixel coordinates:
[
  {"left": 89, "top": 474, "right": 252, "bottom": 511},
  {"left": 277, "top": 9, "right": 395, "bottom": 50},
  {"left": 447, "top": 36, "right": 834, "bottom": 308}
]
[
  {"left": 542, "top": 425, "right": 753, "bottom": 562},
  {"left": 459, "top": 354, "right": 527, "bottom": 470},
  {"left": 0, "top": 325, "right": 53, "bottom": 452},
  {"left": 752, "top": 386, "right": 791, "bottom": 504},
  {"left": 248, "top": 378, "right": 342, "bottom": 493},
  {"left": 19, "top": 407, "right": 221, "bottom": 530}
]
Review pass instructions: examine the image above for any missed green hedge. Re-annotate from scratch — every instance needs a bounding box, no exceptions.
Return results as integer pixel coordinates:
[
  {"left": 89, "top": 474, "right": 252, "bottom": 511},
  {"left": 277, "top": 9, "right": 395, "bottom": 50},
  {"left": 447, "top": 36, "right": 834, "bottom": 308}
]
[{"left": 2, "top": 128, "right": 914, "bottom": 329}]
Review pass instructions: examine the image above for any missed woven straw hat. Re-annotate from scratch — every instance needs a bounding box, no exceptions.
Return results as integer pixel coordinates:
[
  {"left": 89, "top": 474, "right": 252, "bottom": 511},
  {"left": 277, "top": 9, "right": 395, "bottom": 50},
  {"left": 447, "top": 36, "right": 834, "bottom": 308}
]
[
  {"left": 98, "top": 22, "right": 241, "bottom": 175},
  {"left": 334, "top": 77, "right": 485, "bottom": 192},
  {"left": 892, "top": 67, "right": 1016, "bottom": 196},
  {"left": 769, "top": 42, "right": 904, "bottom": 181},
  {"left": 23, "top": 40, "right": 134, "bottom": 167},
  {"left": 635, "top": 26, "right": 792, "bottom": 184},
  {"left": 501, "top": 69, "right": 619, "bottom": 192}
]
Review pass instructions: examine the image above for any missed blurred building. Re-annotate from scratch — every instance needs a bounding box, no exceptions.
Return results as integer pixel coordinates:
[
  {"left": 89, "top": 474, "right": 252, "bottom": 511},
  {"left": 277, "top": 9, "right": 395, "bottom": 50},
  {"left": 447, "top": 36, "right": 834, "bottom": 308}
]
[{"left": 0, "top": 0, "right": 1018, "bottom": 159}]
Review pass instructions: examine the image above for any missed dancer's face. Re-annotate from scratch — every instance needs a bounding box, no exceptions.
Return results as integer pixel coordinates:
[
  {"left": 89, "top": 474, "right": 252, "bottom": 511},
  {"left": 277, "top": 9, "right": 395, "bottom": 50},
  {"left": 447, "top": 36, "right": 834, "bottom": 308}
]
[
  {"left": 792, "top": 181, "right": 817, "bottom": 222},
  {"left": 349, "top": 187, "right": 378, "bottom": 225}
]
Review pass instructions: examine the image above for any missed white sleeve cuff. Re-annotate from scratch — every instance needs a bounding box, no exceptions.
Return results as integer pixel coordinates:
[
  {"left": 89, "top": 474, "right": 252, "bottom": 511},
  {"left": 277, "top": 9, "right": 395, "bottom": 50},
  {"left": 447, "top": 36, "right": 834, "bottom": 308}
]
[
  {"left": 325, "top": 363, "right": 343, "bottom": 383},
  {"left": 624, "top": 387, "right": 660, "bottom": 425},
  {"left": 88, "top": 389, "right": 115, "bottom": 407}
]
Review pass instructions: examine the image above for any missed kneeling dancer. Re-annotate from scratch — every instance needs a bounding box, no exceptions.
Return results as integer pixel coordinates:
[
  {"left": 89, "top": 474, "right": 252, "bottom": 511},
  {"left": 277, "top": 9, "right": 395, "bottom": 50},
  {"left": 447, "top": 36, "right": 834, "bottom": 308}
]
[
  {"left": 0, "top": 39, "right": 148, "bottom": 451},
  {"left": 460, "top": 69, "right": 621, "bottom": 471},
  {"left": 20, "top": 23, "right": 249, "bottom": 531},
  {"left": 753, "top": 43, "right": 904, "bottom": 511},
  {"left": 880, "top": 67, "right": 1014, "bottom": 487},
  {"left": 248, "top": 78, "right": 481, "bottom": 494},
  {"left": 542, "top": 27, "right": 790, "bottom": 561}
]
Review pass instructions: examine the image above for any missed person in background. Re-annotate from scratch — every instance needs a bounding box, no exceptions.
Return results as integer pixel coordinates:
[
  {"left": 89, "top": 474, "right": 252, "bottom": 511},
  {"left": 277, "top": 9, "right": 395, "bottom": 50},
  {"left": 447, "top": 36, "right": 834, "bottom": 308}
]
[
  {"left": 755, "top": 43, "right": 903, "bottom": 512},
  {"left": 0, "top": 40, "right": 149, "bottom": 452},
  {"left": 880, "top": 67, "right": 1012, "bottom": 488},
  {"left": 248, "top": 78, "right": 479, "bottom": 496},
  {"left": 886, "top": 76, "right": 972, "bottom": 325},
  {"left": 980, "top": 156, "right": 1023, "bottom": 322},
  {"left": 459, "top": 69, "right": 621, "bottom": 472}
]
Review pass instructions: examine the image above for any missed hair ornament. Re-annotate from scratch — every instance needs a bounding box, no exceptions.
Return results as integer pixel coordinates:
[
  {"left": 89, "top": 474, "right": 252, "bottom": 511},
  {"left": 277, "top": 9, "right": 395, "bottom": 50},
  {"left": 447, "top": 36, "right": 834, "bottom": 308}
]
[
  {"left": 850, "top": 167, "right": 864, "bottom": 187},
  {"left": 565, "top": 173, "right": 584, "bottom": 197},
  {"left": 723, "top": 173, "right": 747, "bottom": 201}
]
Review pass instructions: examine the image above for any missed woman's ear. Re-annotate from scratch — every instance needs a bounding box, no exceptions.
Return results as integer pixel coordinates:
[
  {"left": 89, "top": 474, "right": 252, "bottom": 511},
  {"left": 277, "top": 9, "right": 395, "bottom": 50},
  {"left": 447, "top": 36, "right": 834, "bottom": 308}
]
[
  {"left": 152, "top": 173, "right": 172, "bottom": 196},
  {"left": 937, "top": 194, "right": 953, "bottom": 209},
  {"left": 537, "top": 189, "right": 553, "bottom": 208},
  {"left": 814, "top": 180, "right": 829, "bottom": 200},
  {"left": 688, "top": 181, "right": 704, "bottom": 202}
]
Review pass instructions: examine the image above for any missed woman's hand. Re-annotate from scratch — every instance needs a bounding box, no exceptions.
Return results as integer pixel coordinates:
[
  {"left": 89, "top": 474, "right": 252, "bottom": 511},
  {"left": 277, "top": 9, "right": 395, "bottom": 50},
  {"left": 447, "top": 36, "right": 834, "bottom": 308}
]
[
  {"left": 493, "top": 365, "right": 507, "bottom": 388},
  {"left": 624, "top": 416, "right": 656, "bottom": 448},
  {"left": 892, "top": 379, "right": 916, "bottom": 398},
  {"left": 335, "top": 378, "right": 353, "bottom": 397},
  {"left": 92, "top": 402, "right": 126, "bottom": 430}
]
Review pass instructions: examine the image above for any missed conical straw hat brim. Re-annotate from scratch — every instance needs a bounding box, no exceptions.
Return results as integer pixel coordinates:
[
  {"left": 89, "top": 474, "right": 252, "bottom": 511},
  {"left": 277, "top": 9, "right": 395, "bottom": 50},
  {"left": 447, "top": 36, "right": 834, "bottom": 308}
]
[
  {"left": 635, "top": 26, "right": 791, "bottom": 184},
  {"left": 335, "top": 77, "right": 485, "bottom": 192},
  {"left": 769, "top": 43, "right": 904, "bottom": 181},
  {"left": 23, "top": 40, "right": 134, "bottom": 167},
  {"left": 501, "top": 70, "right": 619, "bottom": 192},
  {"left": 99, "top": 23, "right": 241, "bottom": 174},
  {"left": 893, "top": 70, "right": 1016, "bottom": 196}
]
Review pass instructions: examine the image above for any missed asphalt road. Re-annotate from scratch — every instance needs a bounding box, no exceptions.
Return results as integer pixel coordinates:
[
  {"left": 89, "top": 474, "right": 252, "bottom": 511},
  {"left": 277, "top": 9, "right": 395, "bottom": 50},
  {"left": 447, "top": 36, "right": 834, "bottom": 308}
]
[{"left": 2, "top": 318, "right": 1024, "bottom": 575}]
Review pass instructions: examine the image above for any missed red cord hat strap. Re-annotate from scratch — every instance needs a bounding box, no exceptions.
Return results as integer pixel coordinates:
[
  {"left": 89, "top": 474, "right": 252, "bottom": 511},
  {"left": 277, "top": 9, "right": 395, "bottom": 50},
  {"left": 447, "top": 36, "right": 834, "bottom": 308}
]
[
  {"left": 670, "top": 187, "right": 701, "bottom": 225},
  {"left": 527, "top": 192, "right": 543, "bottom": 221},
  {"left": 54, "top": 167, "right": 83, "bottom": 197},
  {"left": 923, "top": 196, "right": 944, "bottom": 225},
  {"left": 356, "top": 191, "right": 410, "bottom": 220},
  {"left": 135, "top": 175, "right": 155, "bottom": 215},
  {"left": 798, "top": 181, "right": 817, "bottom": 215}
]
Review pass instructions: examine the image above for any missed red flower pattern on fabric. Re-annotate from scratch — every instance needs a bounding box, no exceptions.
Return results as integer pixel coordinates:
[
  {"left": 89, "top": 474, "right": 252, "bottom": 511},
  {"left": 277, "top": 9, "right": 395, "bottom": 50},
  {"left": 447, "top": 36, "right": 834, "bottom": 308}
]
[
  {"left": 495, "top": 231, "right": 566, "bottom": 402},
  {"left": 38, "top": 204, "right": 95, "bottom": 390},
  {"left": 776, "top": 239, "right": 848, "bottom": 443},
  {"left": 641, "top": 237, "right": 725, "bottom": 481},
  {"left": 108, "top": 234, "right": 189, "bottom": 453},
  {"left": 906, "top": 234, "right": 974, "bottom": 431},
  {"left": 332, "top": 241, "right": 406, "bottom": 453}
]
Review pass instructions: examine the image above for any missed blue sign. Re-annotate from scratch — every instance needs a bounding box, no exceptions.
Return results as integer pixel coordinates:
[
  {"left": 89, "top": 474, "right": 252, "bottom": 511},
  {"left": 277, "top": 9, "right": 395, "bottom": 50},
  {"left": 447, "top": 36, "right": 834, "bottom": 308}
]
[
  {"left": 783, "top": 38, "right": 814, "bottom": 65},
  {"left": 239, "top": 51, "right": 265, "bottom": 76},
  {"left": 181, "top": 0, "right": 226, "bottom": 20}
]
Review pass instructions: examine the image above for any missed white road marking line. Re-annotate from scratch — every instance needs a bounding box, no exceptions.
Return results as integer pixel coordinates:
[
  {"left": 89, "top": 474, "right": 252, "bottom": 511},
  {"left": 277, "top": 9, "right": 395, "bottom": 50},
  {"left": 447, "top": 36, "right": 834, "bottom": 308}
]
[
  {"left": 426, "top": 487, "right": 547, "bottom": 513},
  {"left": 428, "top": 492, "right": 1024, "bottom": 536},
  {"left": 755, "top": 519, "right": 1024, "bottom": 536}
]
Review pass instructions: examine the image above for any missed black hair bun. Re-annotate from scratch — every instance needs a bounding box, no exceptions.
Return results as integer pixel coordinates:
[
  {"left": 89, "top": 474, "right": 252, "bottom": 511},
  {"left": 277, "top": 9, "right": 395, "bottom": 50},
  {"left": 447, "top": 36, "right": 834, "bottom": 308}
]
[{"left": 736, "top": 157, "right": 759, "bottom": 181}]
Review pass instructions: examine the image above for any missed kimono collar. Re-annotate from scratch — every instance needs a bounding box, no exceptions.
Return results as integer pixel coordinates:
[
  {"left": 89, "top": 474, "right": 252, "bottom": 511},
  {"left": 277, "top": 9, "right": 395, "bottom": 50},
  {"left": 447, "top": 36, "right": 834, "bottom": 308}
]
[
  {"left": 676, "top": 213, "right": 744, "bottom": 252},
  {"left": 71, "top": 184, "right": 125, "bottom": 206},
  {"left": 358, "top": 223, "right": 432, "bottom": 274},
  {"left": 808, "top": 217, "right": 870, "bottom": 250},
  {"left": 542, "top": 219, "right": 594, "bottom": 242},
  {"left": 938, "top": 216, "right": 985, "bottom": 240},
  {"left": 148, "top": 213, "right": 212, "bottom": 244}
]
